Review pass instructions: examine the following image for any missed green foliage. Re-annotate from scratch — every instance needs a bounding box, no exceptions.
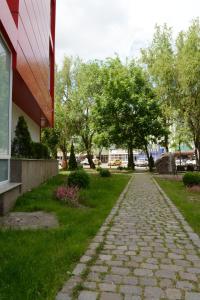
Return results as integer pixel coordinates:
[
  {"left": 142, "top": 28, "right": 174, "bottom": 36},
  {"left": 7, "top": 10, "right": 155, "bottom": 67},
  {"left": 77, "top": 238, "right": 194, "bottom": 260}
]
[
  {"left": 149, "top": 154, "right": 155, "bottom": 172},
  {"left": 176, "top": 19, "right": 200, "bottom": 167},
  {"left": 68, "top": 143, "right": 78, "bottom": 170},
  {"left": 41, "top": 128, "right": 59, "bottom": 158},
  {"left": 96, "top": 166, "right": 102, "bottom": 172},
  {"left": 95, "top": 57, "right": 165, "bottom": 169},
  {"left": 183, "top": 172, "right": 200, "bottom": 186},
  {"left": 99, "top": 169, "right": 111, "bottom": 177},
  {"left": 68, "top": 170, "right": 90, "bottom": 188},
  {"left": 156, "top": 178, "right": 200, "bottom": 235},
  {"left": 0, "top": 173, "right": 129, "bottom": 300},
  {"left": 11, "top": 116, "right": 32, "bottom": 158},
  {"left": 31, "top": 142, "right": 50, "bottom": 159}
]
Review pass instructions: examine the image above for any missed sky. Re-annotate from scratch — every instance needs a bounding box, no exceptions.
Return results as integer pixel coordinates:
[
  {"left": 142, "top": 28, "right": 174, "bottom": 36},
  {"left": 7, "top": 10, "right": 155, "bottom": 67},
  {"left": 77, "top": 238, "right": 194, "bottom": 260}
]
[{"left": 56, "top": 0, "right": 200, "bottom": 67}]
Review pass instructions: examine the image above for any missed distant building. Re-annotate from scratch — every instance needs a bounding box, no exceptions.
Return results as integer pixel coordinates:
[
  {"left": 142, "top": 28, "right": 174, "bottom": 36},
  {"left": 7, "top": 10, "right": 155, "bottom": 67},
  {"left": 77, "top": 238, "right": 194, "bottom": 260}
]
[{"left": 0, "top": 0, "right": 56, "bottom": 185}]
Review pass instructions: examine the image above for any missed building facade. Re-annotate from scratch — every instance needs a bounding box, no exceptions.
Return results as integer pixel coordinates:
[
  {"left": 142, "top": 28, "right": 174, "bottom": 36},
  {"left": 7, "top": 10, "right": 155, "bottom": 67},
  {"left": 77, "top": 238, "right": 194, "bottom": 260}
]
[{"left": 0, "top": 0, "right": 56, "bottom": 185}]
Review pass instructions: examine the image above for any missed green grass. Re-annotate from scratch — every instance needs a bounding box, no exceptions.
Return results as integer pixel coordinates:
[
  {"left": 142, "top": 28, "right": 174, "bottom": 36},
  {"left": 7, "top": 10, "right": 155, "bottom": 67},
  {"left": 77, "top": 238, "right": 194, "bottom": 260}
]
[
  {"left": 0, "top": 172, "right": 130, "bottom": 300},
  {"left": 155, "top": 178, "right": 200, "bottom": 235}
]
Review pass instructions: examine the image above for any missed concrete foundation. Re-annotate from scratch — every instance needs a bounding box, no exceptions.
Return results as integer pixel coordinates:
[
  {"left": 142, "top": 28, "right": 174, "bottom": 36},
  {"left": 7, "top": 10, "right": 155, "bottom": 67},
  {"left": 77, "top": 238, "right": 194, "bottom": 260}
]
[{"left": 11, "top": 159, "right": 58, "bottom": 193}]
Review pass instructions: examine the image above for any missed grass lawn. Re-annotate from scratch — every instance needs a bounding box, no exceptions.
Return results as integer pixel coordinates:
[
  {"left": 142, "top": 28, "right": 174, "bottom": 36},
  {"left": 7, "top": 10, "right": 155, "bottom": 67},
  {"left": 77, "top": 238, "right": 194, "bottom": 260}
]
[
  {"left": 0, "top": 172, "right": 130, "bottom": 300},
  {"left": 155, "top": 178, "right": 200, "bottom": 236}
]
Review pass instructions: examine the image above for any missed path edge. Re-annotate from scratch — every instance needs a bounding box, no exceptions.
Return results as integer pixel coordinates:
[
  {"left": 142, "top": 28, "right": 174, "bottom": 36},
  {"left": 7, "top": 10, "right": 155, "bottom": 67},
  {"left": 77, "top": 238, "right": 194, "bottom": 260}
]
[
  {"left": 56, "top": 174, "right": 134, "bottom": 300},
  {"left": 152, "top": 176, "right": 200, "bottom": 253}
]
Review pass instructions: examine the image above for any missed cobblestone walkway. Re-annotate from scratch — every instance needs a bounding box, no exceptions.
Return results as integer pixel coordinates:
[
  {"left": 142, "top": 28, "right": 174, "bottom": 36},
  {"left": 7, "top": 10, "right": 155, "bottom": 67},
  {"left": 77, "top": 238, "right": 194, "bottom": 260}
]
[{"left": 57, "top": 174, "right": 200, "bottom": 300}]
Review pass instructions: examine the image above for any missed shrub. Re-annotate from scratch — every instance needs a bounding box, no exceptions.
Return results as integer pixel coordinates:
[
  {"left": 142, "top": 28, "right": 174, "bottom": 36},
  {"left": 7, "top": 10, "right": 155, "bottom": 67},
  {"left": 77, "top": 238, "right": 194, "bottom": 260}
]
[
  {"left": 99, "top": 169, "right": 111, "bottom": 177},
  {"left": 56, "top": 185, "right": 79, "bottom": 207},
  {"left": 186, "top": 165, "right": 194, "bottom": 172},
  {"left": 183, "top": 172, "right": 200, "bottom": 187},
  {"left": 117, "top": 166, "right": 124, "bottom": 170},
  {"left": 68, "top": 143, "right": 77, "bottom": 170},
  {"left": 177, "top": 165, "right": 185, "bottom": 172},
  {"left": 31, "top": 142, "right": 50, "bottom": 159},
  {"left": 68, "top": 170, "right": 90, "bottom": 188},
  {"left": 11, "top": 116, "right": 32, "bottom": 158},
  {"left": 96, "top": 166, "right": 102, "bottom": 172}
]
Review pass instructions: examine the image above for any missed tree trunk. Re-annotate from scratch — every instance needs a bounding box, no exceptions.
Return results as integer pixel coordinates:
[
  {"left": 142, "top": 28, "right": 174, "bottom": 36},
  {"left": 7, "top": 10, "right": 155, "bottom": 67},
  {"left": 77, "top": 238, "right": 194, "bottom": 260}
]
[
  {"left": 128, "top": 145, "right": 135, "bottom": 170},
  {"left": 194, "top": 140, "right": 200, "bottom": 171},
  {"left": 87, "top": 151, "right": 95, "bottom": 169},
  {"left": 61, "top": 148, "right": 68, "bottom": 170},
  {"left": 144, "top": 144, "right": 150, "bottom": 171},
  {"left": 164, "top": 134, "right": 169, "bottom": 153}
]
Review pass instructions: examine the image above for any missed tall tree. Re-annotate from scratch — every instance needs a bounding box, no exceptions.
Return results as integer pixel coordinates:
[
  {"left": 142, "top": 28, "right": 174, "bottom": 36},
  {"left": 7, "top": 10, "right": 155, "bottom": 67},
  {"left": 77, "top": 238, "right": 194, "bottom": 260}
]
[
  {"left": 95, "top": 57, "right": 165, "bottom": 170},
  {"left": 141, "top": 24, "right": 177, "bottom": 152},
  {"left": 176, "top": 19, "right": 200, "bottom": 168}
]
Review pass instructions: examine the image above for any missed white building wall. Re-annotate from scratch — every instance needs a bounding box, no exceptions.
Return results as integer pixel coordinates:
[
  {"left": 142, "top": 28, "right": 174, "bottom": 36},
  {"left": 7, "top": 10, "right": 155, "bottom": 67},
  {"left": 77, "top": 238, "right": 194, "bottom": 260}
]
[{"left": 12, "top": 103, "right": 40, "bottom": 142}]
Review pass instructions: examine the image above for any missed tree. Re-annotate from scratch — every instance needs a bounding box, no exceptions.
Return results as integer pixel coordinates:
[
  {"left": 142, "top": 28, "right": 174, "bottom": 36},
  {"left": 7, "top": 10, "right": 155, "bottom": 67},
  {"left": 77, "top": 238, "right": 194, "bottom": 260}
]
[
  {"left": 141, "top": 24, "right": 177, "bottom": 152},
  {"left": 95, "top": 57, "right": 165, "bottom": 170},
  {"left": 41, "top": 127, "right": 59, "bottom": 158},
  {"left": 176, "top": 19, "right": 200, "bottom": 168},
  {"left": 11, "top": 116, "right": 32, "bottom": 158},
  {"left": 68, "top": 143, "right": 78, "bottom": 170},
  {"left": 68, "top": 60, "right": 103, "bottom": 168}
]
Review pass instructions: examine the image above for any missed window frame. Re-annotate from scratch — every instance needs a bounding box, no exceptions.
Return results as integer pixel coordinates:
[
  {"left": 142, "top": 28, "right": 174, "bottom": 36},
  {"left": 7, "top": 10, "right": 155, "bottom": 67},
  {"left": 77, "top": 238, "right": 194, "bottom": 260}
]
[{"left": 0, "top": 33, "right": 12, "bottom": 186}]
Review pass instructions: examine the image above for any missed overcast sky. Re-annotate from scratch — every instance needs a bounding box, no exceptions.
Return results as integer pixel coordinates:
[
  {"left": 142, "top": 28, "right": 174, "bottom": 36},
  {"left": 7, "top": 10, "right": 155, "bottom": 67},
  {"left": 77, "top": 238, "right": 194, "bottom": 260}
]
[{"left": 56, "top": 0, "right": 200, "bottom": 67}]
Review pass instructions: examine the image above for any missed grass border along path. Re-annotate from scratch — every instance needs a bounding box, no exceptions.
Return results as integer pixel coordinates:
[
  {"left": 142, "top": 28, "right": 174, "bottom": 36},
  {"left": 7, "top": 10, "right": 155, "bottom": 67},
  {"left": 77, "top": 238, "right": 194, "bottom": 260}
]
[
  {"left": 155, "top": 177, "right": 200, "bottom": 236},
  {"left": 0, "top": 172, "right": 130, "bottom": 300}
]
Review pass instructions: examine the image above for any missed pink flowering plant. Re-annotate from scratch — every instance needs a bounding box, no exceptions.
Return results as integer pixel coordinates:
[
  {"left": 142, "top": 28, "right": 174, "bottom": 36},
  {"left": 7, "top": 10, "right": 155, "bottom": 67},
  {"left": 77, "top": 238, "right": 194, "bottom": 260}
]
[{"left": 56, "top": 185, "right": 80, "bottom": 207}]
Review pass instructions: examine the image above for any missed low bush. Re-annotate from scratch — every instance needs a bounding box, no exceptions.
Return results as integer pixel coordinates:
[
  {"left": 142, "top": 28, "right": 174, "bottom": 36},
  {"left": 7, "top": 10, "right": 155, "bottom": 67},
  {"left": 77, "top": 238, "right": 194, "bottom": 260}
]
[
  {"left": 177, "top": 165, "right": 185, "bottom": 172},
  {"left": 32, "top": 142, "right": 50, "bottom": 159},
  {"left": 56, "top": 185, "right": 79, "bottom": 207},
  {"left": 183, "top": 172, "right": 200, "bottom": 187},
  {"left": 117, "top": 166, "right": 124, "bottom": 170},
  {"left": 186, "top": 165, "right": 195, "bottom": 172},
  {"left": 96, "top": 166, "right": 102, "bottom": 172},
  {"left": 68, "top": 170, "right": 90, "bottom": 188},
  {"left": 99, "top": 169, "right": 111, "bottom": 177}
]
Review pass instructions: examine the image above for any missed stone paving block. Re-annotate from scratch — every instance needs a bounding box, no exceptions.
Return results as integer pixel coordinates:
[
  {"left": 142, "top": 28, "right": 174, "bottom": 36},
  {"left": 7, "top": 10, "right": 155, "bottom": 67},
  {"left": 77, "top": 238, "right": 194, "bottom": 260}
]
[
  {"left": 78, "top": 291, "right": 98, "bottom": 300},
  {"left": 179, "top": 272, "right": 198, "bottom": 282},
  {"left": 99, "top": 292, "right": 123, "bottom": 300},
  {"left": 155, "top": 269, "right": 176, "bottom": 280},
  {"left": 72, "top": 263, "right": 86, "bottom": 276},
  {"left": 165, "top": 288, "right": 182, "bottom": 299},
  {"left": 139, "top": 277, "right": 157, "bottom": 286},
  {"left": 185, "top": 292, "right": 200, "bottom": 300},
  {"left": 91, "top": 265, "right": 108, "bottom": 273},
  {"left": 99, "top": 283, "right": 116, "bottom": 293},
  {"left": 104, "top": 274, "right": 123, "bottom": 284},
  {"left": 111, "top": 267, "right": 130, "bottom": 275},
  {"left": 144, "top": 286, "right": 164, "bottom": 298},
  {"left": 134, "top": 268, "right": 153, "bottom": 277},
  {"left": 83, "top": 281, "right": 97, "bottom": 290},
  {"left": 176, "top": 280, "right": 194, "bottom": 291},
  {"left": 120, "top": 285, "right": 142, "bottom": 295}
]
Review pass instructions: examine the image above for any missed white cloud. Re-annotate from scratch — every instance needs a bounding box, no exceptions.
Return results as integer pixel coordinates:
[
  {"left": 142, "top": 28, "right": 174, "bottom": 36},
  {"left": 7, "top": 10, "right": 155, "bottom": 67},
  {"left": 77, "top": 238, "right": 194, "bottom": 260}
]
[{"left": 56, "top": 0, "right": 200, "bottom": 66}]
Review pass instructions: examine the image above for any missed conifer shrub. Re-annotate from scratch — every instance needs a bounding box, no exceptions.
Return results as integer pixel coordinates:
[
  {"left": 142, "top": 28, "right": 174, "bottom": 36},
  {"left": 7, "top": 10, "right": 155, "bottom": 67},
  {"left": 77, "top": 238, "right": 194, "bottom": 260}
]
[
  {"left": 68, "top": 170, "right": 90, "bottom": 188},
  {"left": 68, "top": 143, "right": 77, "bottom": 170},
  {"left": 11, "top": 116, "right": 32, "bottom": 158}
]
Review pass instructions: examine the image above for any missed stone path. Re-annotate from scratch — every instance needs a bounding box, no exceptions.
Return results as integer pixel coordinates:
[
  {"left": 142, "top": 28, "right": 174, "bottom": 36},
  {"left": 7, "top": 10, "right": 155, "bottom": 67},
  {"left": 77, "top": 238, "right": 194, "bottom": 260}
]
[{"left": 56, "top": 174, "right": 200, "bottom": 300}]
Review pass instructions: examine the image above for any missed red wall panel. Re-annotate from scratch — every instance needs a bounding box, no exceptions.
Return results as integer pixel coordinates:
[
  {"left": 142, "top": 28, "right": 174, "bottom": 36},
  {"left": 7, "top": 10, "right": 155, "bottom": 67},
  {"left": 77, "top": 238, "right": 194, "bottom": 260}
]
[{"left": 0, "top": 0, "right": 56, "bottom": 126}]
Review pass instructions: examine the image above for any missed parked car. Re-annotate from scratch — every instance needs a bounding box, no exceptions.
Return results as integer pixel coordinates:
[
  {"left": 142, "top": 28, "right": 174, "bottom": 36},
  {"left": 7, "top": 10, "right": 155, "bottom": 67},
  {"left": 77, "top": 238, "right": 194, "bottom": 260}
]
[
  {"left": 108, "top": 159, "right": 122, "bottom": 166},
  {"left": 80, "top": 158, "right": 90, "bottom": 165},
  {"left": 135, "top": 159, "right": 148, "bottom": 167}
]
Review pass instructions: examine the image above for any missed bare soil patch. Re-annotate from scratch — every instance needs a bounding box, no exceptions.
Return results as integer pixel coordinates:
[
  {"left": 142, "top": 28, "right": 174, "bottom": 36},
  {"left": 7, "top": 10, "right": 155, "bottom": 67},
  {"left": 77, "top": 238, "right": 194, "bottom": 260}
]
[{"left": 0, "top": 211, "right": 59, "bottom": 230}]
